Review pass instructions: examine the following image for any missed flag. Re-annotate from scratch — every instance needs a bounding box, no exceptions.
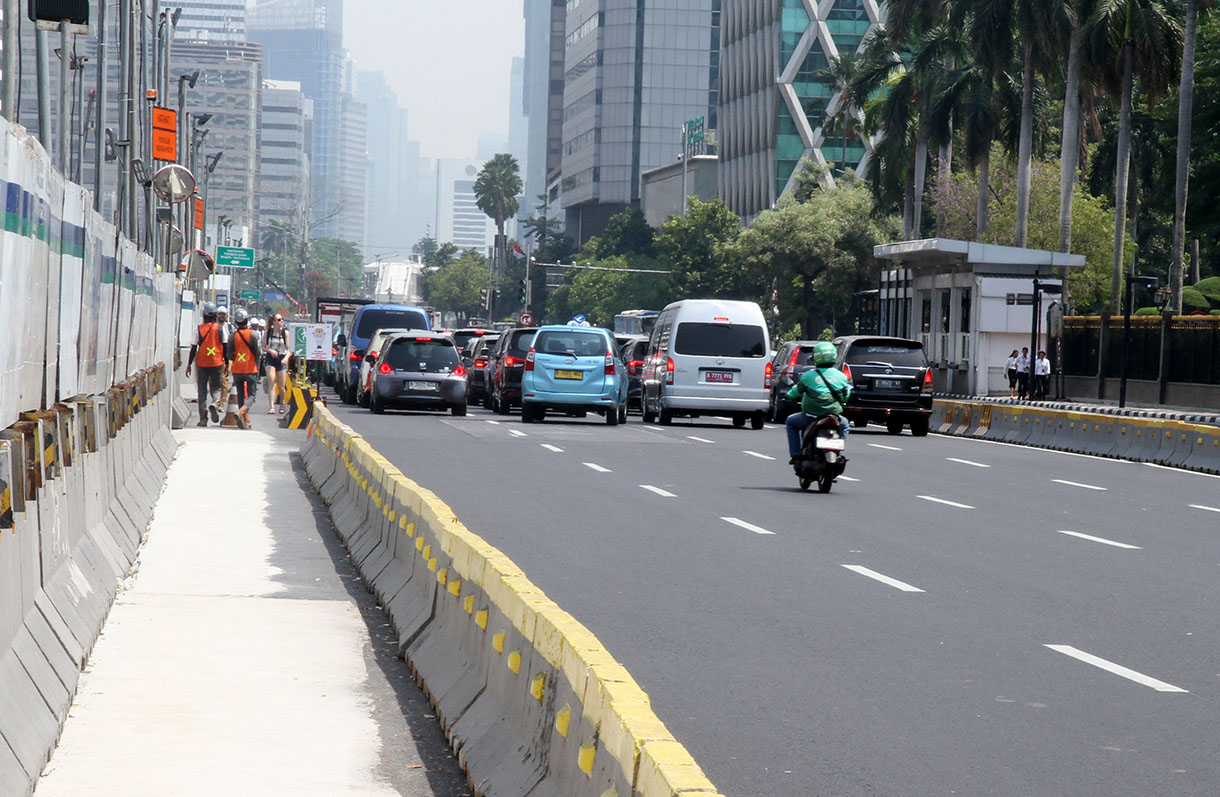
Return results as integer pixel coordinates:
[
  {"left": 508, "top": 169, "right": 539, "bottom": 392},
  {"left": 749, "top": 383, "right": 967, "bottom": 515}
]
[{"left": 512, "top": 242, "right": 526, "bottom": 260}]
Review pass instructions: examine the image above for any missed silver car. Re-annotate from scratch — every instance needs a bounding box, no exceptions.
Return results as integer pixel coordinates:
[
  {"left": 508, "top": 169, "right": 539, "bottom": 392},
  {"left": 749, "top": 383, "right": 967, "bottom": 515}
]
[{"left": 369, "top": 332, "right": 468, "bottom": 416}]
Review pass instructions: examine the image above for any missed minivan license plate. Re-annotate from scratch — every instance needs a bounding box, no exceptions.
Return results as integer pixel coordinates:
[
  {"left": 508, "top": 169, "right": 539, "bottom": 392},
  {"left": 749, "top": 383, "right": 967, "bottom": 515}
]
[
  {"left": 873, "top": 378, "right": 901, "bottom": 390},
  {"left": 706, "top": 371, "right": 733, "bottom": 383},
  {"left": 409, "top": 381, "right": 438, "bottom": 391},
  {"left": 555, "top": 369, "right": 582, "bottom": 380}
]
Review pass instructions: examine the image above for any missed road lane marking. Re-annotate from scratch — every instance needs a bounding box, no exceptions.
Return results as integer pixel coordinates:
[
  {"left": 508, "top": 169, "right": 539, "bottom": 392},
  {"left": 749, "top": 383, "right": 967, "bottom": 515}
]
[
  {"left": 485, "top": 420, "right": 501, "bottom": 425},
  {"left": 540, "top": 444, "right": 564, "bottom": 452},
  {"left": 509, "top": 429, "right": 527, "bottom": 438},
  {"left": 838, "top": 475, "right": 860, "bottom": 482},
  {"left": 583, "top": 463, "right": 611, "bottom": 473},
  {"left": 1044, "top": 645, "right": 1188, "bottom": 692},
  {"left": 947, "top": 457, "right": 990, "bottom": 468},
  {"left": 1055, "top": 530, "right": 1142, "bottom": 550},
  {"left": 842, "top": 565, "right": 924, "bottom": 593},
  {"left": 720, "top": 517, "right": 775, "bottom": 535},
  {"left": 1190, "top": 504, "right": 1220, "bottom": 514},
  {"left": 917, "top": 495, "right": 974, "bottom": 509},
  {"left": 639, "top": 485, "right": 676, "bottom": 498},
  {"left": 743, "top": 450, "right": 776, "bottom": 460},
  {"left": 1052, "top": 479, "right": 1107, "bottom": 491},
  {"left": 868, "top": 443, "right": 902, "bottom": 451},
  {"left": 687, "top": 435, "right": 715, "bottom": 443}
]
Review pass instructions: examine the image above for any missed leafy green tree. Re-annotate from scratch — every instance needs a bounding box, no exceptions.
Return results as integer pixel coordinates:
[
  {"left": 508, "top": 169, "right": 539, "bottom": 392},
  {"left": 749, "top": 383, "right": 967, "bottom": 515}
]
[
  {"left": 812, "top": 51, "right": 871, "bottom": 174},
  {"left": 413, "top": 235, "right": 439, "bottom": 258},
  {"left": 545, "top": 256, "right": 672, "bottom": 327},
  {"left": 423, "top": 242, "right": 460, "bottom": 270},
  {"left": 586, "top": 208, "right": 656, "bottom": 259},
  {"left": 654, "top": 198, "right": 745, "bottom": 298},
  {"left": 421, "top": 250, "right": 490, "bottom": 323}
]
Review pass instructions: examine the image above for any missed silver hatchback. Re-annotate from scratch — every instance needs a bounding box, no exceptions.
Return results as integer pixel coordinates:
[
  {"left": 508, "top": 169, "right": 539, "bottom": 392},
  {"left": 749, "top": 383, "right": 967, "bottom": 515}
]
[{"left": 369, "top": 332, "right": 468, "bottom": 416}]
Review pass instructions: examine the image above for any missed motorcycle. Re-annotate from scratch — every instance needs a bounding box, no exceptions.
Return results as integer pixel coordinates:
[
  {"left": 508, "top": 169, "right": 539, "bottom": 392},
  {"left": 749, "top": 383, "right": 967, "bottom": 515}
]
[{"left": 794, "top": 414, "right": 848, "bottom": 492}]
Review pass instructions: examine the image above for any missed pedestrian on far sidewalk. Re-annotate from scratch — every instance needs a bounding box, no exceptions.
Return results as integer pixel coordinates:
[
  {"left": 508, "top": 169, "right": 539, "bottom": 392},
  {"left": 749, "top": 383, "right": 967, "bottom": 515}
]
[
  {"left": 1035, "top": 350, "right": 1051, "bottom": 400},
  {"left": 264, "top": 313, "right": 291, "bottom": 414},
  {"left": 1015, "top": 347, "right": 1031, "bottom": 400},
  {"left": 229, "top": 308, "right": 261, "bottom": 428},
  {"left": 1005, "top": 349, "right": 1019, "bottom": 398},
  {"left": 185, "top": 302, "right": 227, "bottom": 426}
]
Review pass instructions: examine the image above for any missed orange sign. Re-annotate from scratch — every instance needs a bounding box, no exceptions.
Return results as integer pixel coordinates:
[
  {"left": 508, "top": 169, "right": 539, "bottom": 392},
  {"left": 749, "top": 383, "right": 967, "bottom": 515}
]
[
  {"left": 193, "top": 196, "right": 204, "bottom": 230},
  {"left": 151, "top": 128, "right": 177, "bottom": 161},
  {"left": 151, "top": 106, "right": 177, "bottom": 131}
]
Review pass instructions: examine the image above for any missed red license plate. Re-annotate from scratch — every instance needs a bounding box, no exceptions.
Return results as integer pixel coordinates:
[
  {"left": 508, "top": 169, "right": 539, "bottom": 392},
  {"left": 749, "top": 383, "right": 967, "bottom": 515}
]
[{"left": 705, "top": 371, "right": 734, "bottom": 383}]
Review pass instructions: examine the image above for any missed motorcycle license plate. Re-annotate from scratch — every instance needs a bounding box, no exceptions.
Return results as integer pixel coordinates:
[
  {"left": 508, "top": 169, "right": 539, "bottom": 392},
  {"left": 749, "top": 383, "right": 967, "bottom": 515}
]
[
  {"left": 873, "top": 378, "right": 902, "bottom": 390},
  {"left": 816, "top": 437, "right": 845, "bottom": 451},
  {"left": 555, "top": 370, "right": 583, "bottom": 380},
  {"left": 705, "top": 371, "right": 734, "bottom": 383},
  {"left": 409, "top": 381, "right": 438, "bottom": 391}
]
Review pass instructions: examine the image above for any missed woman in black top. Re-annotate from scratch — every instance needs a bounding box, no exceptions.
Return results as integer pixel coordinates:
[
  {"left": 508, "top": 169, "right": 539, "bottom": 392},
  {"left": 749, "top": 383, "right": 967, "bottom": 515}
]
[{"left": 264, "top": 314, "right": 291, "bottom": 413}]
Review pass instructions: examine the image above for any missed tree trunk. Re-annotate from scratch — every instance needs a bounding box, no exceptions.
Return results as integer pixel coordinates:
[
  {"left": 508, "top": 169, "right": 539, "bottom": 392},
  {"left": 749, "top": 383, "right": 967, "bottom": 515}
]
[
  {"left": 1015, "top": 39, "right": 1036, "bottom": 248},
  {"left": 1170, "top": 0, "right": 1198, "bottom": 314},
  {"left": 938, "top": 55, "right": 955, "bottom": 237},
  {"left": 976, "top": 147, "right": 990, "bottom": 240},
  {"left": 801, "top": 274, "right": 813, "bottom": 338},
  {"left": 903, "top": 168, "right": 914, "bottom": 239},
  {"left": 1057, "top": 24, "right": 1084, "bottom": 311},
  {"left": 912, "top": 124, "right": 929, "bottom": 237},
  {"left": 1110, "top": 42, "right": 1135, "bottom": 316}
]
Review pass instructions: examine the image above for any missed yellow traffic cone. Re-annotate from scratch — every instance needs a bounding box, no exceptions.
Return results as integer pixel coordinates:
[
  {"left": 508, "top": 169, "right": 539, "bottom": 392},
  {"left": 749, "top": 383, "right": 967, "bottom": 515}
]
[{"left": 220, "top": 386, "right": 244, "bottom": 429}]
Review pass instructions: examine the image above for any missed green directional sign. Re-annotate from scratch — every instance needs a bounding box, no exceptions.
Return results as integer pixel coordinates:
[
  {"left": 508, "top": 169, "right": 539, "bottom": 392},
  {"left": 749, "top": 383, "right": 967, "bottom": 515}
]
[
  {"left": 240, "top": 289, "right": 261, "bottom": 300},
  {"left": 216, "top": 245, "right": 255, "bottom": 269}
]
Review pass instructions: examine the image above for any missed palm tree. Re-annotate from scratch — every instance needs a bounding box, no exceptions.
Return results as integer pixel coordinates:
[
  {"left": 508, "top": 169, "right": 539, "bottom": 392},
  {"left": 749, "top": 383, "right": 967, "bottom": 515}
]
[
  {"left": 473, "top": 153, "right": 523, "bottom": 270},
  {"left": 260, "top": 220, "right": 296, "bottom": 256},
  {"left": 1170, "top": 0, "right": 1213, "bottom": 313},
  {"left": 1085, "top": 0, "right": 1182, "bottom": 314},
  {"left": 813, "top": 52, "right": 870, "bottom": 176},
  {"left": 930, "top": 56, "right": 1002, "bottom": 237}
]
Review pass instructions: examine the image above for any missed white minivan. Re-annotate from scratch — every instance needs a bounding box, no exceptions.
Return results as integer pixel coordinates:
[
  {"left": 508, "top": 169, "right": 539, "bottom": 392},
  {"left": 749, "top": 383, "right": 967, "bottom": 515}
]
[{"left": 641, "top": 299, "right": 771, "bottom": 428}]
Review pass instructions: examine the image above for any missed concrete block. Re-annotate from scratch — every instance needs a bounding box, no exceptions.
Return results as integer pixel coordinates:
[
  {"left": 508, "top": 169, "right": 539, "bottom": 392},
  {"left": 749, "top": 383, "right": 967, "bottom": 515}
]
[
  {"left": 0, "top": 731, "right": 30, "bottom": 797},
  {"left": 33, "top": 595, "right": 84, "bottom": 670},
  {"left": 11, "top": 626, "right": 70, "bottom": 723},
  {"left": 23, "top": 609, "right": 77, "bottom": 698},
  {"left": 0, "top": 651, "right": 57, "bottom": 780}
]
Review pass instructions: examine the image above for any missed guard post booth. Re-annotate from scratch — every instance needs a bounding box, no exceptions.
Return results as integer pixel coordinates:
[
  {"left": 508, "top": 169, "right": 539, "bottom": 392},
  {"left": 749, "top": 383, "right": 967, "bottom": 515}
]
[{"left": 873, "top": 239, "right": 1085, "bottom": 396}]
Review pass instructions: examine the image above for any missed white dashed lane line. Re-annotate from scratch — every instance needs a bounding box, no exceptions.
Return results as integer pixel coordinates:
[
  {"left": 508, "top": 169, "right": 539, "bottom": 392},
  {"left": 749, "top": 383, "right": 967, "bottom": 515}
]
[
  {"left": 720, "top": 517, "right": 775, "bottom": 535},
  {"left": 1052, "top": 479, "right": 1107, "bottom": 491},
  {"left": 1055, "top": 530, "right": 1142, "bottom": 550},
  {"left": 1190, "top": 504, "right": 1220, "bottom": 514},
  {"left": 584, "top": 463, "right": 611, "bottom": 473},
  {"left": 842, "top": 565, "right": 925, "bottom": 593},
  {"left": 916, "top": 495, "right": 975, "bottom": 510},
  {"left": 743, "top": 450, "right": 776, "bottom": 460},
  {"left": 540, "top": 444, "right": 563, "bottom": 453},
  {"left": 639, "top": 484, "right": 676, "bottom": 498},
  {"left": 687, "top": 435, "right": 715, "bottom": 444},
  {"left": 868, "top": 443, "right": 903, "bottom": 451},
  {"left": 508, "top": 429, "right": 527, "bottom": 438},
  {"left": 1044, "top": 645, "right": 1188, "bottom": 692},
  {"left": 485, "top": 420, "right": 501, "bottom": 425},
  {"left": 838, "top": 475, "right": 860, "bottom": 482},
  {"left": 947, "top": 457, "right": 990, "bottom": 468}
]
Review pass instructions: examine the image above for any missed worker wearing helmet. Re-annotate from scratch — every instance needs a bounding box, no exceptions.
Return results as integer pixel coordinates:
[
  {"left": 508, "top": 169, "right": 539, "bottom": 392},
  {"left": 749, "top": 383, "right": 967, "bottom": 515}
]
[
  {"left": 784, "top": 341, "right": 852, "bottom": 464},
  {"left": 186, "top": 301, "right": 228, "bottom": 427},
  {"left": 228, "top": 308, "right": 261, "bottom": 428}
]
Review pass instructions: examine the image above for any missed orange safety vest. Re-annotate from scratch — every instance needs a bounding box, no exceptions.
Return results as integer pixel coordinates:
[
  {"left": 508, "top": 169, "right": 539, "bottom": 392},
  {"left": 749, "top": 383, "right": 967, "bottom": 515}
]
[
  {"left": 196, "top": 322, "right": 224, "bottom": 367},
  {"left": 232, "top": 329, "right": 259, "bottom": 374}
]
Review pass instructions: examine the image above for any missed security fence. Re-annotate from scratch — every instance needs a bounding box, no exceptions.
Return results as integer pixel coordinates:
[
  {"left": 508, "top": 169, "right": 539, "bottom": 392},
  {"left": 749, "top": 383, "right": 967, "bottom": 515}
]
[{"left": 1060, "top": 315, "right": 1220, "bottom": 385}]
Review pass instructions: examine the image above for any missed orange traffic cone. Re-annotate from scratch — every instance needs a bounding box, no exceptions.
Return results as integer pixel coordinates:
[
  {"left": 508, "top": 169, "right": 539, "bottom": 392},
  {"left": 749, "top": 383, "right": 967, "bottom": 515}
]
[{"left": 220, "top": 387, "right": 244, "bottom": 429}]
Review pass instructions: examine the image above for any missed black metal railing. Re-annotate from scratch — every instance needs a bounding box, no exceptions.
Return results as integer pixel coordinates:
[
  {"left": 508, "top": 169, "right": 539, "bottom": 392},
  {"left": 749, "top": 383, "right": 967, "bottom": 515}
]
[{"left": 1061, "top": 316, "right": 1220, "bottom": 385}]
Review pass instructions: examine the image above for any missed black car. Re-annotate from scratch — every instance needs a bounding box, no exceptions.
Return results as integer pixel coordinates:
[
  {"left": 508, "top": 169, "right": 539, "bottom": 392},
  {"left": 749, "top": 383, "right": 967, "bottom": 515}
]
[
  {"left": 832, "top": 335, "right": 933, "bottom": 436},
  {"left": 619, "top": 336, "right": 649, "bottom": 412},
  {"left": 766, "top": 340, "right": 820, "bottom": 422},
  {"left": 464, "top": 334, "right": 500, "bottom": 405},
  {"left": 368, "top": 332, "right": 468, "bottom": 416},
  {"left": 488, "top": 327, "right": 538, "bottom": 414}
]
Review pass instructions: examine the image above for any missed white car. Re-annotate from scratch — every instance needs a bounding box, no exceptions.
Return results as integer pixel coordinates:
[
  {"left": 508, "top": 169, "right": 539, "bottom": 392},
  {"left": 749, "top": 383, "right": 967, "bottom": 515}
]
[{"left": 355, "top": 328, "right": 412, "bottom": 408}]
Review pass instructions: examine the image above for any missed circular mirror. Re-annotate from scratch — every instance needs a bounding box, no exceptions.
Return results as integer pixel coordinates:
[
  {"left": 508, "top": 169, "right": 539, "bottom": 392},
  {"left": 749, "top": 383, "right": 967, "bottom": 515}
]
[
  {"left": 183, "top": 248, "right": 215, "bottom": 280},
  {"left": 151, "top": 164, "right": 197, "bottom": 204},
  {"left": 166, "top": 226, "right": 185, "bottom": 254}
]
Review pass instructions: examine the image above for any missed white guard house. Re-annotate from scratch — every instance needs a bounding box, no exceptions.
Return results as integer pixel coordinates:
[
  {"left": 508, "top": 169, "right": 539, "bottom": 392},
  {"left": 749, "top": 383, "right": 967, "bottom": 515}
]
[{"left": 873, "top": 239, "right": 1085, "bottom": 396}]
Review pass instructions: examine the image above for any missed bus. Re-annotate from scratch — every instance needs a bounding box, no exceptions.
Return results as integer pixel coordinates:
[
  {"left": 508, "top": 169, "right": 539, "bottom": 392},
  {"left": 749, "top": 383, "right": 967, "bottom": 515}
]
[{"left": 614, "top": 309, "right": 660, "bottom": 337}]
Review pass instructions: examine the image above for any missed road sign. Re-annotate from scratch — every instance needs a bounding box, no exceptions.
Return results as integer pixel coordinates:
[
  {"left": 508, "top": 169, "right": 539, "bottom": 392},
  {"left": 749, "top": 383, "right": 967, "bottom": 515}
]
[
  {"left": 518, "top": 311, "right": 533, "bottom": 325},
  {"left": 193, "top": 196, "right": 204, "bottom": 230},
  {"left": 240, "top": 289, "right": 260, "bottom": 300},
  {"left": 151, "top": 107, "right": 177, "bottom": 161},
  {"left": 288, "top": 322, "right": 334, "bottom": 362},
  {"left": 216, "top": 246, "right": 255, "bottom": 269}
]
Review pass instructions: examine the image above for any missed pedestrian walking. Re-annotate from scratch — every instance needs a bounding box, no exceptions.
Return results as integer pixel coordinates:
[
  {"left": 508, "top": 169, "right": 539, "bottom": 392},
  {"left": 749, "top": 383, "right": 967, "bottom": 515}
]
[
  {"left": 1005, "top": 349, "right": 1019, "bottom": 398},
  {"left": 264, "top": 313, "right": 291, "bottom": 414},
  {"left": 212, "top": 305, "right": 234, "bottom": 419},
  {"left": 229, "top": 308, "right": 261, "bottom": 428},
  {"left": 1035, "top": 350, "right": 1051, "bottom": 400},
  {"left": 185, "top": 302, "right": 228, "bottom": 426},
  {"left": 1015, "top": 347, "right": 1031, "bottom": 400}
]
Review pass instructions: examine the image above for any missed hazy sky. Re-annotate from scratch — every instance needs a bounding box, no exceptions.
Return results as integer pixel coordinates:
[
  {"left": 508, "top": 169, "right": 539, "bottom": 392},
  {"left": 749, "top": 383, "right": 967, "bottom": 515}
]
[{"left": 343, "top": 1, "right": 525, "bottom": 160}]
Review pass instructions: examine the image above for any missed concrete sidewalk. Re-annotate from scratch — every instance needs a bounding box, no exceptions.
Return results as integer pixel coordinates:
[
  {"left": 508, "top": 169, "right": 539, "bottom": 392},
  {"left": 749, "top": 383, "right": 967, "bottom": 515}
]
[{"left": 34, "top": 424, "right": 469, "bottom": 796}]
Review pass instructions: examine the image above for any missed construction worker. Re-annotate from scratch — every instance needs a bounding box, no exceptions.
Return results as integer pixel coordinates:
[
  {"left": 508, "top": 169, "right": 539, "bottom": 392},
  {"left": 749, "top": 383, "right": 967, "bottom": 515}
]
[
  {"left": 185, "top": 302, "right": 228, "bottom": 426},
  {"left": 212, "top": 305, "right": 235, "bottom": 419},
  {"left": 229, "top": 308, "right": 261, "bottom": 428}
]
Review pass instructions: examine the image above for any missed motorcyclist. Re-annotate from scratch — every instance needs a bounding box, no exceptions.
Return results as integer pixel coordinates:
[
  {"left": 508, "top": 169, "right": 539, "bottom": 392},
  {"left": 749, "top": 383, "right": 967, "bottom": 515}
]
[{"left": 785, "top": 341, "right": 852, "bottom": 465}]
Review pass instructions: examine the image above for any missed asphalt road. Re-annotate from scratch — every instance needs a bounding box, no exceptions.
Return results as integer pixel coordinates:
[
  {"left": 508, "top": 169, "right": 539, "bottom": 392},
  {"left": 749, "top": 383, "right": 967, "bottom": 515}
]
[{"left": 327, "top": 397, "right": 1220, "bottom": 796}]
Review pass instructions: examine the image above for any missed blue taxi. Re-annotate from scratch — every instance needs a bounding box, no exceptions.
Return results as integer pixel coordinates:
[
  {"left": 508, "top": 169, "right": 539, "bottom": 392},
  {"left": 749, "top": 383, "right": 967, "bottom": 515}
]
[{"left": 520, "top": 325, "right": 628, "bottom": 425}]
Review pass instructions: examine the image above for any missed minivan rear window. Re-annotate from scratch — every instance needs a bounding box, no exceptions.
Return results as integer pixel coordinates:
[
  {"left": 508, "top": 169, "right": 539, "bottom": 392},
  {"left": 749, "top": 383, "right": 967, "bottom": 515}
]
[
  {"left": 845, "top": 342, "right": 927, "bottom": 367},
  {"left": 674, "top": 323, "right": 766, "bottom": 358},
  {"left": 533, "top": 331, "right": 609, "bottom": 357},
  {"left": 356, "top": 309, "right": 430, "bottom": 338},
  {"left": 506, "top": 329, "right": 537, "bottom": 355},
  {"left": 386, "top": 338, "right": 459, "bottom": 370}
]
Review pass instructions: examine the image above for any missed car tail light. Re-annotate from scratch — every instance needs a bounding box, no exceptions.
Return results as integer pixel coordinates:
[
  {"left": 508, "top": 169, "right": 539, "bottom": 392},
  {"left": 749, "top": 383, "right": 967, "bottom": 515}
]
[
  {"left": 505, "top": 356, "right": 516, "bottom": 367},
  {"left": 628, "top": 359, "right": 643, "bottom": 376},
  {"left": 789, "top": 349, "right": 801, "bottom": 366},
  {"left": 605, "top": 353, "right": 616, "bottom": 375},
  {"left": 922, "top": 368, "right": 934, "bottom": 393},
  {"left": 842, "top": 363, "right": 853, "bottom": 383},
  {"left": 454, "top": 364, "right": 466, "bottom": 377},
  {"left": 331, "top": 348, "right": 338, "bottom": 357},
  {"left": 764, "top": 361, "right": 772, "bottom": 387},
  {"left": 349, "top": 349, "right": 364, "bottom": 362},
  {"left": 378, "top": 362, "right": 391, "bottom": 375},
  {"left": 525, "top": 349, "right": 535, "bottom": 372},
  {"left": 368, "top": 351, "right": 378, "bottom": 360},
  {"left": 474, "top": 358, "right": 486, "bottom": 368},
  {"left": 665, "top": 357, "right": 674, "bottom": 385}
]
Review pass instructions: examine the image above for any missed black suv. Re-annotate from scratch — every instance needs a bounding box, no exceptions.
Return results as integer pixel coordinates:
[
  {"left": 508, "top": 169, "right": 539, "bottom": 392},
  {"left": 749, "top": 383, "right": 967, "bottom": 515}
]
[
  {"left": 488, "top": 327, "right": 538, "bottom": 414},
  {"left": 833, "top": 336, "right": 933, "bottom": 436},
  {"left": 766, "top": 340, "right": 820, "bottom": 422},
  {"left": 619, "top": 336, "right": 649, "bottom": 412}
]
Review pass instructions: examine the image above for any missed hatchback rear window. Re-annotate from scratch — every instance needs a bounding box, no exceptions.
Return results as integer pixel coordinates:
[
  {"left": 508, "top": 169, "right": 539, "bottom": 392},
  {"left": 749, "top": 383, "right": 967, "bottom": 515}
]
[
  {"left": 506, "top": 330, "right": 536, "bottom": 355},
  {"left": 674, "top": 323, "right": 766, "bottom": 358},
  {"left": 845, "top": 342, "right": 927, "bottom": 367},
  {"left": 792, "top": 347, "right": 817, "bottom": 366},
  {"left": 385, "top": 338, "right": 459, "bottom": 370},
  {"left": 533, "top": 331, "right": 609, "bottom": 357},
  {"left": 356, "top": 309, "right": 429, "bottom": 338}
]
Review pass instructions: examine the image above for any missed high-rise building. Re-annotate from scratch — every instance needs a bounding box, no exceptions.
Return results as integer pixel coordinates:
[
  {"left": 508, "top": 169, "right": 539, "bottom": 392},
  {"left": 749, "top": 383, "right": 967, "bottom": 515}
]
[
  {"left": 257, "top": 79, "right": 312, "bottom": 240},
  {"left": 719, "top": 0, "right": 880, "bottom": 219},
  {"left": 558, "top": 0, "right": 721, "bottom": 242},
  {"left": 522, "top": 0, "right": 566, "bottom": 221},
  {"left": 175, "top": 0, "right": 247, "bottom": 42},
  {"left": 435, "top": 158, "right": 495, "bottom": 252}
]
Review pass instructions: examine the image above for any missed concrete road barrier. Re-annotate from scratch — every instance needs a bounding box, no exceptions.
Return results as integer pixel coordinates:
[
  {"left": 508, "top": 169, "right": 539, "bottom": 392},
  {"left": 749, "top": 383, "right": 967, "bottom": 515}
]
[{"left": 301, "top": 406, "right": 724, "bottom": 797}]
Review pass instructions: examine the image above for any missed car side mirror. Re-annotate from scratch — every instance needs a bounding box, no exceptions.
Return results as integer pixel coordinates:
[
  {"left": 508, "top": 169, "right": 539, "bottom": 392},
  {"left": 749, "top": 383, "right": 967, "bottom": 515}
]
[{"left": 336, "top": 334, "right": 347, "bottom": 347}]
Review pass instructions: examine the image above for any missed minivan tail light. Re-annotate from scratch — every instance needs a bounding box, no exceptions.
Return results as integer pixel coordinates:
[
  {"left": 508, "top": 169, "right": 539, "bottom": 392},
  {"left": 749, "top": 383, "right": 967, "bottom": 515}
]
[
  {"left": 505, "top": 356, "right": 516, "bottom": 367},
  {"left": 788, "top": 348, "right": 800, "bottom": 366},
  {"left": 922, "top": 368, "right": 934, "bottom": 393},
  {"left": 525, "top": 349, "right": 535, "bottom": 371},
  {"left": 474, "top": 358, "right": 486, "bottom": 368},
  {"left": 764, "top": 361, "right": 772, "bottom": 387},
  {"left": 605, "top": 353, "right": 615, "bottom": 375},
  {"left": 349, "top": 350, "right": 364, "bottom": 362},
  {"left": 627, "top": 359, "right": 643, "bottom": 376},
  {"left": 665, "top": 357, "right": 674, "bottom": 385},
  {"left": 842, "top": 363, "right": 853, "bottom": 383},
  {"left": 378, "top": 362, "right": 391, "bottom": 375}
]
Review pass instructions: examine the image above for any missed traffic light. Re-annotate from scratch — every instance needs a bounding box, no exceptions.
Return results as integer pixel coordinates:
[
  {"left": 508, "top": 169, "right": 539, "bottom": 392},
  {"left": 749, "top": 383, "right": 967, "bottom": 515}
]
[
  {"left": 518, "top": 279, "right": 528, "bottom": 305},
  {"left": 480, "top": 287, "right": 489, "bottom": 306}
]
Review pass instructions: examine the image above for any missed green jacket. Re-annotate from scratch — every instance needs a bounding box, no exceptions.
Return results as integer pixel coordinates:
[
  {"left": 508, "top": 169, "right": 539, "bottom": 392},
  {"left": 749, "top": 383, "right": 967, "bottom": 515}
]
[{"left": 786, "top": 366, "right": 852, "bottom": 416}]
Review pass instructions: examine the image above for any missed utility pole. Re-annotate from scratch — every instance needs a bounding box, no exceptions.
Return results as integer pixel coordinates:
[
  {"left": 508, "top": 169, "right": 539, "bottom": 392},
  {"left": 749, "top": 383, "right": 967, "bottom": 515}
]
[
  {"left": 2, "top": 0, "right": 19, "bottom": 121},
  {"left": 35, "top": 27, "right": 51, "bottom": 148},
  {"left": 57, "top": 23, "right": 71, "bottom": 173},
  {"left": 93, "top": 0, "right": 107, "bottom": 210}
]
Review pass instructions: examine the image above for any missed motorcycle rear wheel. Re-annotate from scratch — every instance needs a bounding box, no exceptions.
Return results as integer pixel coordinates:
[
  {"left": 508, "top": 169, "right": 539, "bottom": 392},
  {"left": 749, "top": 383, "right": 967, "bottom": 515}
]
[
  {"left": 818, "top": 473, "right": 833, "bottom": 493},
  {"left": 799, "top": 477, "right": 812, "bottom": 491}
]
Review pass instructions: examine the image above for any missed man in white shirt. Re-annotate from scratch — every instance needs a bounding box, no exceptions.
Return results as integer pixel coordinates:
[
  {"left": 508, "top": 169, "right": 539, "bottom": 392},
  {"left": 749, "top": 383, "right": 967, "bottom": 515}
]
[
  {"left": 1015, "top": 347, "right": 1031, "bottom": 399},
  {"left": 1034, "top": 350, "right": 1051, "bottom": 400}
]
